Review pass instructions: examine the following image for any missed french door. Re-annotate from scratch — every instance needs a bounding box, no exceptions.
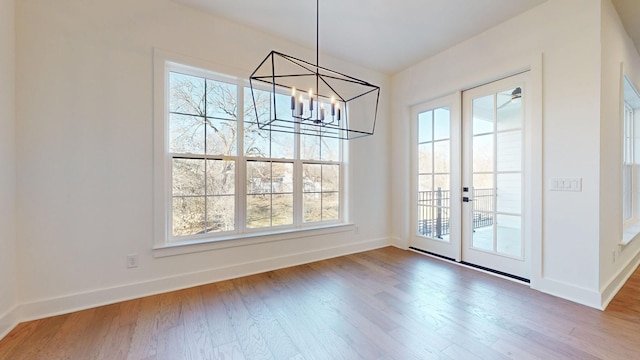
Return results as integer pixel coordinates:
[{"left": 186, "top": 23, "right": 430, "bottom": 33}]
[{"left": 412, "top": 72, "right": 530, "bottom": 280}]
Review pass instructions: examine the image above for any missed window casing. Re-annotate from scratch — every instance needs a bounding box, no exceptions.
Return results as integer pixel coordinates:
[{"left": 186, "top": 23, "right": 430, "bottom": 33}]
[{"left": 160, "top": 61, "right": 344, "bottom": 245}]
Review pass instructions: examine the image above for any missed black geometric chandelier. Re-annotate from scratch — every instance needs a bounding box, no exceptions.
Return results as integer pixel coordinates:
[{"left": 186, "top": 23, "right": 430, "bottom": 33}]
[{"left": 249, "top": 0, "right": 380, "bottom": 140}]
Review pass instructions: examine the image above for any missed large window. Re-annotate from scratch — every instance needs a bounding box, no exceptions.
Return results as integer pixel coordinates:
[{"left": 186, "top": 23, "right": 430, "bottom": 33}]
[
  {"left": 162, "top": 61, "right": 343, "bottom": 244},
  {"left": 622, "top": 75, "right": 640, "bottom": 245}
]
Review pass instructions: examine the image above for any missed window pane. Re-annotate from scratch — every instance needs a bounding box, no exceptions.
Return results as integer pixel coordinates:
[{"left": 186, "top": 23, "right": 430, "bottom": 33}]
[
  {"left": 321, "top": 136, "right": 340, "bottom": 162},
  {"left": 169, "top": 72, "right": 205, "bottom": 116},
  {"left": 322, "top": 192, "right": 340, "bottom": 221},
  {"left": 206, "top": 195, "right": 234, "bottom": 233},
  {"left": 244, "top": 87, "right": 272, "bottom": 124},
  {"left": 301, "top": 134, "right": 321, "bottom": 160},
  {"left": 206, "top": 160, "right": 234, "bottom": 196},
  {"left": 172, "top": 196, "right": 205, "bottom": 236},
  {"left": 322, "top": 164, "right": 340, "bottom": 192},
  {"left": 272, "top": 194, "right": 293, "bottom": 226},
  {"left": 303, "top": 164, "right": 322, "bottom": 192},
  {"left": 173, "top": 159, "right": 205, "bottom": 196},
  {"left": 247, "top": 194, "right": 271, "bottom": 228},
  {"left": 170, "top": 114, "right": 204, "bottom": 154},
  {"left": 244, "top": 121, "right": 270, "bottom": 157},
  {"left": 272, "top": 162, "right": 293, "bottom": 193},
  {"left": 247, "top": 161, "right": 271, "bottom": 194},
  {"left": 271, "top": 131, "right": 295, "bottom": 159},
  {"left": 205, "top": 80, "right": 237, "bottom": 121},
  {"left": 304, "top": 193, "right": 321, "bottom": 223},
  {"left": 205, "top": 119, "right": 237, "bottom": 156}
]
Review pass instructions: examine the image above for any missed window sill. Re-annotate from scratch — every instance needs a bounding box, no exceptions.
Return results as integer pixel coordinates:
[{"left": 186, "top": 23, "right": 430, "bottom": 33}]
[
  {"left": 621, "top": 221, "right": 640, "bottom": 247},
  {"left": 153, "top": 223, "right": 355, "bottom": 258}
]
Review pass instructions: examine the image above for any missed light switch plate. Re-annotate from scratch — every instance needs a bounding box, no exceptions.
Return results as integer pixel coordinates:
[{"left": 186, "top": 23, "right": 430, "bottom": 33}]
[{"left": 550, "top": 178, "right": 582, "bottom": 192}]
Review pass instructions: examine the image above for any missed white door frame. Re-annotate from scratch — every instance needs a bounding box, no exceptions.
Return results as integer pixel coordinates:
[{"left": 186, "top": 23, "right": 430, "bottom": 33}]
[{"left": 410, "top": 57, "right": 542, "bottom": 286}]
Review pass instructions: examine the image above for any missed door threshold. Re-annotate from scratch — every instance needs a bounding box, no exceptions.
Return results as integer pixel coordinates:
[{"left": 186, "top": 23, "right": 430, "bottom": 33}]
[{"left": 409, "top": 247, "right": 530, "bottom": 284}]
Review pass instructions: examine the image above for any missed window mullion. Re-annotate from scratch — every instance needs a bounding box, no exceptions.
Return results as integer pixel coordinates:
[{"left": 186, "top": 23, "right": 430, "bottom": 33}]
[{"left": 237, "top": 81, "right": 246, "bottom": 233}]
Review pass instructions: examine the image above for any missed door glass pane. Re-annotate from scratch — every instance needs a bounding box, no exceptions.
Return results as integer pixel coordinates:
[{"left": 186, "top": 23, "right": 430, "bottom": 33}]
[
  {"left": 473, "top": 95, "right": 494, "bottom": 134},
  {"left": 472, "top": 211, "right": 494, "bottom": 251},
  {"left": 497, "top": 131, "right": 521, "bottom": 172},
  {"left": 417, "top": 105, "right": 450, "bottom": 242},
  {"left": 433, "top": 141, "right": 450, "bottom": 173},
  {"left": 418, "top": 111, "right": 433, "bottom": 143},
  {"left": 497, "top": 87, "right": 522, "bottom": 131},
  {"left": 434, "top": 174, "right": 450, "bottom": 191},
  {"left": 473, "top": 174, "right": 493, "bottom": 192},
  {"left": 419, "top": 175, "right": 432, "bottom": 192},
  {"left": 496, "top": 214, "right": 522, "bottom": 258},
  {"left": 418, "top": 143, "right": 433, "bottom": 174},
  {"left": 497, "top": 174, "right": 521, "bottom": 214},
  {"left": 434, "top": 107, "right": 450, "bottom": 140},
  {"left": 473, "top": 134, "right": 493, "bottom": 173}
]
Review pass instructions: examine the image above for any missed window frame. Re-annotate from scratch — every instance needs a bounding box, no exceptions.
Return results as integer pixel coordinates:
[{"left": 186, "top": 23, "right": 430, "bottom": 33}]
[
  {"left": 621, "top": 75, "right": 640, "bottom": 246},
  {"left": 153, "top": 50, "right": 348, "bottom": 253}
]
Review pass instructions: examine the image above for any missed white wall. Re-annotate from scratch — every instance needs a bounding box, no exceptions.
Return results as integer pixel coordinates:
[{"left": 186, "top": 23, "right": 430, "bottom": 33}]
[
  {"left": 392, "top": 0, "right": 604, "bottom": 307},
  {"left": 599, "top": 0, "right": 640, "bottom": 306},
  {"left": 0, "top": 0, "right": 18, "bottom": 339},
  {"left": 14, "top": 0, "right": 390, "bottom": 320}
]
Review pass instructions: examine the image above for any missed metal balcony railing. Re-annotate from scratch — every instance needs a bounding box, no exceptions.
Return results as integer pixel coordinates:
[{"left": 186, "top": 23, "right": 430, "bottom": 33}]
[{"left": 418, "top": 188, "right": 494, "bottom": 238}]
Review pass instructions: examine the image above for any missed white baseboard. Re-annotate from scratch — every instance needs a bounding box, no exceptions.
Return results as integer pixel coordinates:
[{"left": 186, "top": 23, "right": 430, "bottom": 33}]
[
  {"left": 18, "top": 238, "right": 390, "bottom": 323},
  {"left": 533, "top": 277, "right": 603, "bottom": 310},
  {"left": 0, "top": 305, "right": 19, "bottom": 341},
  {"left": 600, "top": 248, "right": 640, "bottom": 310},
  {"left": 389, "top": 236, "right": 408, "bottom": 249}
]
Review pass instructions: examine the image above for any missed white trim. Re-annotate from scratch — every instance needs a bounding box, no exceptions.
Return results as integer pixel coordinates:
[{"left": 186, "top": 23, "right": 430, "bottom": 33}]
[
  {"left": 0, "top": 305, "right": 19, "bottom": 341},
  {"left": 153, "top": 223, "right": 355, "bottom": 257},
  {"left": 600, "top": 245, "right": 640, "bottom": 309},
  {"left": 534, "top": 277, "right": 603, "bottom": 310},
  {"left": 17, "top": 238, "right": 390, "bottom": 324}
]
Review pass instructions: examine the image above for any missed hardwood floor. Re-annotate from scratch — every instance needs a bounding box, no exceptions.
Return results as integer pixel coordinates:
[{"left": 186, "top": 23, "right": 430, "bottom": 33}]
[{"left": 1, "top": 246, "right": 639, "bottom": 359}]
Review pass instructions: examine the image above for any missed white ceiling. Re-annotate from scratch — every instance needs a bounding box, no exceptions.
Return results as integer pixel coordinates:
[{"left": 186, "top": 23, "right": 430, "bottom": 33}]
[{"left": 175, "top": 0, "right": 548, "bottom": 74}]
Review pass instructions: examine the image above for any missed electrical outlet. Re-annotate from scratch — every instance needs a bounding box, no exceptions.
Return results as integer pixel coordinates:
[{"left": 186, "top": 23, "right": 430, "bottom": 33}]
[
  {"left": 354, "top": 226, "right": 359, "bottom": 235},
  {"left": 126, "top": 254, "right": 139, "bottom": 268},
  {"left": 612, "top": 250, "right": 616, "bottom": 263}
]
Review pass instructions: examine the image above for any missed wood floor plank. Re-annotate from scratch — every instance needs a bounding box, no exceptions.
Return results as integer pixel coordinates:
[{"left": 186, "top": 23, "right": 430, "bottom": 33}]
[{"left": 2, "top": 247, "right": 640, "bottom": 359}]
